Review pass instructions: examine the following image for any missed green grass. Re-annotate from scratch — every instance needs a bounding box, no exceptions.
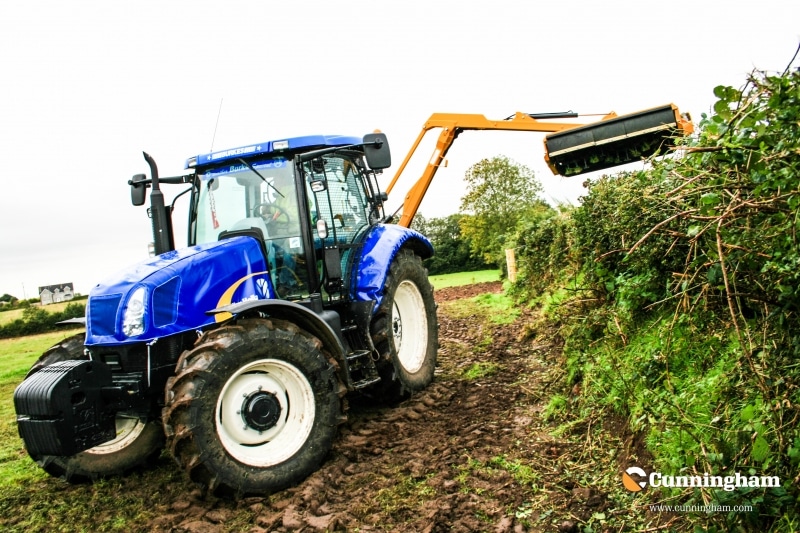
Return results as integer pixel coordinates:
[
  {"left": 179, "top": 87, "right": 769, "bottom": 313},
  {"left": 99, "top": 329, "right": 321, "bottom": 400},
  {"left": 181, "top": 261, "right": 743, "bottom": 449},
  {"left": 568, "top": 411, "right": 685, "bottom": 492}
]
[
  {"left": 0, "top": 329, "right": 83, "bottom": 380},
  {"left": 429, "top": 269, "right": 500, "bottom": 290},
  {"left": 489, "top": 455, "right": 540, "bottom": 489},
  {"left": 472, "top": 293, "right": 519, "bottom": 324},
  {"left": 0, "top": 307, "right": 26, "bottom": 326},
  {"left": 461, "top": 362, "right": 500, "bottom": 380},
  {"left": 375, "top": 472, "right": 436, "bottom": 514},
  {"left": 443, "top": 291, "right": 520, "bottom": 326}
]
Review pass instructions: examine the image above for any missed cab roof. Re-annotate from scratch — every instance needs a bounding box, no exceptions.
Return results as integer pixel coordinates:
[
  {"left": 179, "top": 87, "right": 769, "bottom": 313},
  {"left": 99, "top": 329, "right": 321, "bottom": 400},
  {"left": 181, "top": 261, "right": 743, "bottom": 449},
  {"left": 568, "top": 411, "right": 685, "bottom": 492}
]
[{"left": 186, "top": 134, "right": 363, "bottom": 169}]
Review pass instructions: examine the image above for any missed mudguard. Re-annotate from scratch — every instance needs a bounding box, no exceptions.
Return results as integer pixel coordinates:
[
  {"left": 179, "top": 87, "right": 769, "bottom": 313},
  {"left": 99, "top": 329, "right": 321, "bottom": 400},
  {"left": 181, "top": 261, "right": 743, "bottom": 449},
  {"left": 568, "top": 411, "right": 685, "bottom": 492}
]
[
  {"left": 353, "top": 224, "right": 433, "bottom": 310},
  {"left": 208, "top": 298, "right": 346, "bottom": 361}
]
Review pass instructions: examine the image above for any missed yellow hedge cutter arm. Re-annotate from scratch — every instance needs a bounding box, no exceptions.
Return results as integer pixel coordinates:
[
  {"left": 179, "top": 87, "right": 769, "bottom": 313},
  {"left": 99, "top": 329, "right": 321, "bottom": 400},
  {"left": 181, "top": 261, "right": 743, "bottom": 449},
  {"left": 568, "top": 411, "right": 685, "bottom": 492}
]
[{"left": 385, "top": 104, "right": 692, "bottom": 228}]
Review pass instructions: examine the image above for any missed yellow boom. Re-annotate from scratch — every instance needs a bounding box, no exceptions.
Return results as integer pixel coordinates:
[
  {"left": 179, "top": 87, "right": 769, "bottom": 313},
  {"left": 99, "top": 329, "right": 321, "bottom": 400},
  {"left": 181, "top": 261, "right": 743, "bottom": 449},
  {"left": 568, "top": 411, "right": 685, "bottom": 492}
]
[{"left": 386, "top": 105, "right": 692, "bottom": 228}]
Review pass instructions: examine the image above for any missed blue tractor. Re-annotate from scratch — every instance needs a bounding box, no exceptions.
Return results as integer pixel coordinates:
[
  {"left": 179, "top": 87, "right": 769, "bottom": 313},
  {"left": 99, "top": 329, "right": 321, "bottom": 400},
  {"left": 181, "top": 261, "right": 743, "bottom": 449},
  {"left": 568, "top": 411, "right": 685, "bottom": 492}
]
[{"left": 14, "top": 132, "right": 438, "bottom": 496}]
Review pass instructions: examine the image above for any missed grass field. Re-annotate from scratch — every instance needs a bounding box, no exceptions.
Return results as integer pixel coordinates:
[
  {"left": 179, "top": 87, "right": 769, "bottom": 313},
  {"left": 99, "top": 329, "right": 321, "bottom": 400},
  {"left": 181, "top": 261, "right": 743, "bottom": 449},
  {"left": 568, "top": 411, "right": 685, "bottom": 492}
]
[
  {"left": 0, "top": 301, "right": 80, "bottom": 326},
  {"left": 429, "top": 269, "right": 500, "bottom": 289}
]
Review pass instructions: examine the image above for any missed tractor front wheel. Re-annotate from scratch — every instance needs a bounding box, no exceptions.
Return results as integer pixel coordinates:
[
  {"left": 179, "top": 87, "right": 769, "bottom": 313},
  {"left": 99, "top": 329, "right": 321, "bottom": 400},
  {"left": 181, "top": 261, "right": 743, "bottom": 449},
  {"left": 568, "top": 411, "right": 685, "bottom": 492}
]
[{"left": 162, "top": 318, "right": 343, "bottom": 496}]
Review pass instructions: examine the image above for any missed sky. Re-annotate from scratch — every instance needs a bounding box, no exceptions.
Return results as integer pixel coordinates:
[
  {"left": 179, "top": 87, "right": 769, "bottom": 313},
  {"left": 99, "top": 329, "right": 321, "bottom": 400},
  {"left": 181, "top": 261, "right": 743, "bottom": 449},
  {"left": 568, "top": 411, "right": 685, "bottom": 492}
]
[{"left": 1, "top": 1, "right": 798, "bottom": 300}]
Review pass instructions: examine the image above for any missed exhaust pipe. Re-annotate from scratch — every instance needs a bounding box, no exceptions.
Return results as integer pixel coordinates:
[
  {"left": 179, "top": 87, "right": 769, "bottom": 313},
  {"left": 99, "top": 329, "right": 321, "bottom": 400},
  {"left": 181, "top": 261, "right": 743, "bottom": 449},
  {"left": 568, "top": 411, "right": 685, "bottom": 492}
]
[{"left": 143, "top": 152, "right": 175, "bottom": 255}]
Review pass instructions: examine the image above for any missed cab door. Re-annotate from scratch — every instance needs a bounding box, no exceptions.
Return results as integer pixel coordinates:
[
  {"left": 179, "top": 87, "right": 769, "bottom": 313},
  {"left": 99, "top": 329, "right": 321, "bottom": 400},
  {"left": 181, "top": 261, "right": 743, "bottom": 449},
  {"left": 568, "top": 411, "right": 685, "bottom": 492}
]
[{"left": 304, "top": 155, "right": 372, "bottom": 296}]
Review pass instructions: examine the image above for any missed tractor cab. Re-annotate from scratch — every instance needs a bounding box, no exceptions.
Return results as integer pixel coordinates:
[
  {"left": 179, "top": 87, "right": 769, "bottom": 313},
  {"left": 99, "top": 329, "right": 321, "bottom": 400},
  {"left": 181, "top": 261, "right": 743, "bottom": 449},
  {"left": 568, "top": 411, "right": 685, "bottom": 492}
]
[{"left": 186, "top": 134, "right": 390, "bottom": 301}]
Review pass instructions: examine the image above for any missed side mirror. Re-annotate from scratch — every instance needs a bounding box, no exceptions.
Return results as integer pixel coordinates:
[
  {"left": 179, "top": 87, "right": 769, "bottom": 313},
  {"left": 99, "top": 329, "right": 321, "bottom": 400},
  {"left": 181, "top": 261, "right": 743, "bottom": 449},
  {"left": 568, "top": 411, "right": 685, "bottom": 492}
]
[
  {"left": 130, "top": 174, "right": 148, "bottom": 206},
  {"left": 363, "top": 133, "right": 391, "bottom": 170},
  {"left": 310, "top": 177, "right": 327, "bottom": 192}
]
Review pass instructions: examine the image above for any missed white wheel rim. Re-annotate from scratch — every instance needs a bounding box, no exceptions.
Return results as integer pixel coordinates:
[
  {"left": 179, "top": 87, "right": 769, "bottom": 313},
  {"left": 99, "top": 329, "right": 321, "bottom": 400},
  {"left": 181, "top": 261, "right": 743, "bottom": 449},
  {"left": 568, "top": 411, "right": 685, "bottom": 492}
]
[
  {"left": 392, "top": 280, "right": 428, "bottom": 374},
  {"left": 216, "top": 358, "right": 315, "bottom": 467},
  {"left": 84, "top": 415, "right": 147, "bottom": 455}
]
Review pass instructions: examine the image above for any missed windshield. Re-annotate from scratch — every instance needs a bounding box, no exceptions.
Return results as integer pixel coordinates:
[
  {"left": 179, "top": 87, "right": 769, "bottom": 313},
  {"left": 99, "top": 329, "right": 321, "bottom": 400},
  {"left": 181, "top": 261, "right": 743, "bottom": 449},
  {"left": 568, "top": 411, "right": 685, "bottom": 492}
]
[
  {"left": 195, "top": 158, "right": 299, "bottom": 244},
  {"left": 194, "top": 158, "right": 308, "bottom": 298}
]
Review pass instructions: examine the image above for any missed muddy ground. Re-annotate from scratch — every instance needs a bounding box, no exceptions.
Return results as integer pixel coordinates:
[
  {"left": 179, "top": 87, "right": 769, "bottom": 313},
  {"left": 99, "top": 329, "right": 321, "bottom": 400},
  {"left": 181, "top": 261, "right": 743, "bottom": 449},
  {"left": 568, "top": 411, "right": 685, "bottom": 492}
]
[{"left": 14, "top": 282, "right": 673, "bottom": 532}]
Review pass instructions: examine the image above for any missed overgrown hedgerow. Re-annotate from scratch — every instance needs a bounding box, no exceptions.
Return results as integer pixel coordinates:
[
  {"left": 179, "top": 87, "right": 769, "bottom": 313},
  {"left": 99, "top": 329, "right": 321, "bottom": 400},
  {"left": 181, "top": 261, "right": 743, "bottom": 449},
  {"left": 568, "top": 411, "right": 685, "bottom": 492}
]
[
  {"left": 0, "top": 302, "right": 85, "bottom": 339},
  {"left": 513, "top": 63, "right": 800, "bottom": 530}
]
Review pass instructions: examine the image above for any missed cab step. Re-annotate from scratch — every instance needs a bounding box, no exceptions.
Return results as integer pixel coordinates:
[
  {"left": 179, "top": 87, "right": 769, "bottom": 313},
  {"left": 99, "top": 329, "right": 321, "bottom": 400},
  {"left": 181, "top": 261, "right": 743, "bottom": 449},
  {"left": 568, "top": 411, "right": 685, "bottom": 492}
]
[{"left": 343, "top": 349, "right": 381, "bottom": 390}]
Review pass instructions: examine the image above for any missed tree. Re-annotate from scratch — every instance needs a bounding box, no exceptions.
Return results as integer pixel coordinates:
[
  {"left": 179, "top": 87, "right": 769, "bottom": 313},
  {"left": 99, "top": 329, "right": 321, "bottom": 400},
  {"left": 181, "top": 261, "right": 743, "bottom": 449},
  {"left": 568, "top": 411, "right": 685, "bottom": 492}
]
[
  {"left": 0, "top": 293, "right": 17, "bottom": 304},
  {"left": 428, "top": 214, "right": 490, "bottom": 275},
  {"left": 411, "top": 213, "right": 490, "bottom": 275},
  {"left": 459, "top": 155, "right": 547, "bottom": 266},
  {"left": 410, "top": 213, "right": 428, "bottom": 236}
]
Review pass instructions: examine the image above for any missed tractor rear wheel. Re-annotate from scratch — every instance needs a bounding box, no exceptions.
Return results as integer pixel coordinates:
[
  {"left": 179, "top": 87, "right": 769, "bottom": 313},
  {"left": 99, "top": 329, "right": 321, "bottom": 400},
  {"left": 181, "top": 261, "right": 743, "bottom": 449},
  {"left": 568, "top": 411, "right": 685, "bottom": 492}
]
[
  {"left": 370, "top": 249, "right": 438, "bottom": 403},
  {"left": 23, "top": 333, "right": 164, "bottom": 482},
  {"left": 162, "top": 318, "right": 343, "bottom": 496}
]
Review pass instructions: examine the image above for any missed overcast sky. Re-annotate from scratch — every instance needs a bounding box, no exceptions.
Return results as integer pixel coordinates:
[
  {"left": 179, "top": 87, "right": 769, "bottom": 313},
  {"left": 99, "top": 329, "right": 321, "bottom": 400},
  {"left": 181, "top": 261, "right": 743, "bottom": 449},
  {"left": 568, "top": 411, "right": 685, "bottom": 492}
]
[{"left": 1, "top": 1, "right": 798, "bottom": 299}]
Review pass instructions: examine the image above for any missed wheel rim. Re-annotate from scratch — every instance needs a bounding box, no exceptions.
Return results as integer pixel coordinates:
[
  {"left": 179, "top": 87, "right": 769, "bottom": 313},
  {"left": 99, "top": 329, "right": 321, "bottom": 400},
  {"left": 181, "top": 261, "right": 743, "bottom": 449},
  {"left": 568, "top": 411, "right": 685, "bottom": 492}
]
[
  {"left": 392, "top": 280, "right": 428, "bottom": 374},
  {"left": 83, "top": 415, "right": 147, "bottom": 456},
  {"left": 216, "top": 358, "right": 315, "bottom": 467}
]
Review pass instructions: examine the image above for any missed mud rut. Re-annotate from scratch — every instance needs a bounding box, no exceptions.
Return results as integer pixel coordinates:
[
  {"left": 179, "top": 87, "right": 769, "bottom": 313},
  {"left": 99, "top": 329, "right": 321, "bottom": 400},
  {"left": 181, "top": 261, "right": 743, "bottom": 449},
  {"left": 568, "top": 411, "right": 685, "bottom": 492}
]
[{"left": 142, "top": 282, "right": 617, "bottom": 532}]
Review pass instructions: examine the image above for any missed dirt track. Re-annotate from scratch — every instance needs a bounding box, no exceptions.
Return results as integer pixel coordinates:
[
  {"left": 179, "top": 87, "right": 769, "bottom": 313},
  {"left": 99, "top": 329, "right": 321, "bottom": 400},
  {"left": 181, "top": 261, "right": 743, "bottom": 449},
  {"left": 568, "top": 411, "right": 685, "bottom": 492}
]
[{"left": 128, "top": 280, "right": 627, "bottom": 533}]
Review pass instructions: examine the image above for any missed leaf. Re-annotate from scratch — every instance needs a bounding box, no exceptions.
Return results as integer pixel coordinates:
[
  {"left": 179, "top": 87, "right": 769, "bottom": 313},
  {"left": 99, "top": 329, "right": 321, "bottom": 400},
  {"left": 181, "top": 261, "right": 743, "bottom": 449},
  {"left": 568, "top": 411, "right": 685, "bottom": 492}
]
[
  {"left": 740, "top": 404, "right": 755, "bottom": 422},
  {"left": 707, "top": 264, "right": 723, "bottom": 286},
  {"left": 714, "top": 99, "right": 732, "bottom": 119},
  {"left": 752, "top": 435, "right": 771, "bottom": 462},
  {"left": 713, "top": 85, "right": 729, "bottom": 99},
  {"left": 788, "top": 446, "right": 800, "bottom": 465},
  {"left": 700, "top": 192, "right": 720, "bottom": 206}
]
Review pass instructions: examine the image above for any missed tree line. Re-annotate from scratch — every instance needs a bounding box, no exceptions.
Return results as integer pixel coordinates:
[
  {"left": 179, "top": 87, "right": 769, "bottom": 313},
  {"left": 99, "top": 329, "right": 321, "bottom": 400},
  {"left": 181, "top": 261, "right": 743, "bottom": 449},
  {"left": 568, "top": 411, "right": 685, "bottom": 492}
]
[{"left": 412, "top": 154, "right": 547, "bottom": 276}]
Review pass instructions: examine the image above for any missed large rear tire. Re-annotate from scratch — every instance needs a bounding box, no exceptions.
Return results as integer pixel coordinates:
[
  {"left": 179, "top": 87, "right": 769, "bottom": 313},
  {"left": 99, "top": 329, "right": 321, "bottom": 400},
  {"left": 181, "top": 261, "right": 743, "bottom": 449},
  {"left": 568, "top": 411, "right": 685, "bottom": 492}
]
[
  {"left": 23, "top": 333, "right": 164, "bottom": 482},
  {"left": 162, "top": 318, "right": 343, "bottom": 496},
  {"left": 370, "top": 248, "right": 438, "bottom": 403}
]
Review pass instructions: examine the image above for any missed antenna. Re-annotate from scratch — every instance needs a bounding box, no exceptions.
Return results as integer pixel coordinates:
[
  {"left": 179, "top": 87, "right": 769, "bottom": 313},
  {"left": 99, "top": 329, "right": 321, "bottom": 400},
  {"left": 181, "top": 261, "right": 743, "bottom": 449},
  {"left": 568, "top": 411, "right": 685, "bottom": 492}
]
[{"left": 210, "top": 98, "right": 223, "bottom": 152}]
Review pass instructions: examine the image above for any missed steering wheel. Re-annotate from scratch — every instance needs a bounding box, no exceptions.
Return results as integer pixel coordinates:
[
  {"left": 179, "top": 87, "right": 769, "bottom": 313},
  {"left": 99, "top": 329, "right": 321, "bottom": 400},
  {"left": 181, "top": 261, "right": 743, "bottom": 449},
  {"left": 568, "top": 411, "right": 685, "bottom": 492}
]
[{"left": 253, "top": 201, "right": 291, "bottom": 226}]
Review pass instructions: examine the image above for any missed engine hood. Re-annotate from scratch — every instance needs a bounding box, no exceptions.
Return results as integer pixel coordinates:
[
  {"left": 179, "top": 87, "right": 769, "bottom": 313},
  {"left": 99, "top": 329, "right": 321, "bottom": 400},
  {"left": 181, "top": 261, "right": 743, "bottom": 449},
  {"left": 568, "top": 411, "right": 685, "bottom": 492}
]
[{"left": 86, "top": 237, "right": 272, "bottom": 345}]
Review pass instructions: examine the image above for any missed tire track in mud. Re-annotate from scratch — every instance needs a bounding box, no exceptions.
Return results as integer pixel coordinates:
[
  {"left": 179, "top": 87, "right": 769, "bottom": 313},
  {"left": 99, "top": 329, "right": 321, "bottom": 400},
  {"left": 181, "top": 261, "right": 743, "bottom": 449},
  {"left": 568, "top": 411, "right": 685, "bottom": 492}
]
[{"left": 153, "top": 281, "right": 603, "bottom": 533}]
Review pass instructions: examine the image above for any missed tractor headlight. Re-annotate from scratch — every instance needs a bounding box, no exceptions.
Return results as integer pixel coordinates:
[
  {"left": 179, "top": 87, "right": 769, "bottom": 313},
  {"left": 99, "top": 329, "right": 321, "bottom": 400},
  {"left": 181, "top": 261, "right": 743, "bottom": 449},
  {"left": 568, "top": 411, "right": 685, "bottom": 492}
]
[{"left": 122, "top": 287, "right": 146, "bottom": 337}]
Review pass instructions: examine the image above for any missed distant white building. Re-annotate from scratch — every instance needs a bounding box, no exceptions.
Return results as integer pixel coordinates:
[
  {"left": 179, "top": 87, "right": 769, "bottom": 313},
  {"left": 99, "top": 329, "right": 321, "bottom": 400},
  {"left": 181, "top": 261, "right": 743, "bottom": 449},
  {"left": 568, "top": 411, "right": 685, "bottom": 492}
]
[{"left": 38, "top": 283, "right": 74, "bottom": 305}]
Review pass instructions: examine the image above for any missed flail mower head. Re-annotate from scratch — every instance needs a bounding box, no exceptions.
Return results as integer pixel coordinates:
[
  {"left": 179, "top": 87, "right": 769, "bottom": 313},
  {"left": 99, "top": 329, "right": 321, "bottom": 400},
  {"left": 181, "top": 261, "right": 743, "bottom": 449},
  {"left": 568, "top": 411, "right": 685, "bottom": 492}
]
[{"left": 544, "top": 104, "right": 693, "bottom": 177}]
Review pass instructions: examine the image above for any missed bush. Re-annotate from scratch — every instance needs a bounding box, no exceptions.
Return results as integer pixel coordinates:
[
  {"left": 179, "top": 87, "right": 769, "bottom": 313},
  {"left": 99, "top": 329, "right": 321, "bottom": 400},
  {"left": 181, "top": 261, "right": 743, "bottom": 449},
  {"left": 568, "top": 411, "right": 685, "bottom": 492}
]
[
  {"left": 512, "top": 204, "right": 576, "bottom": 296},
  {"left": 572, "top": 169, "right": 690, "bottom": 318},
  {"left": 0, "top": 302, "right": 86, "bottom": 339}
]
